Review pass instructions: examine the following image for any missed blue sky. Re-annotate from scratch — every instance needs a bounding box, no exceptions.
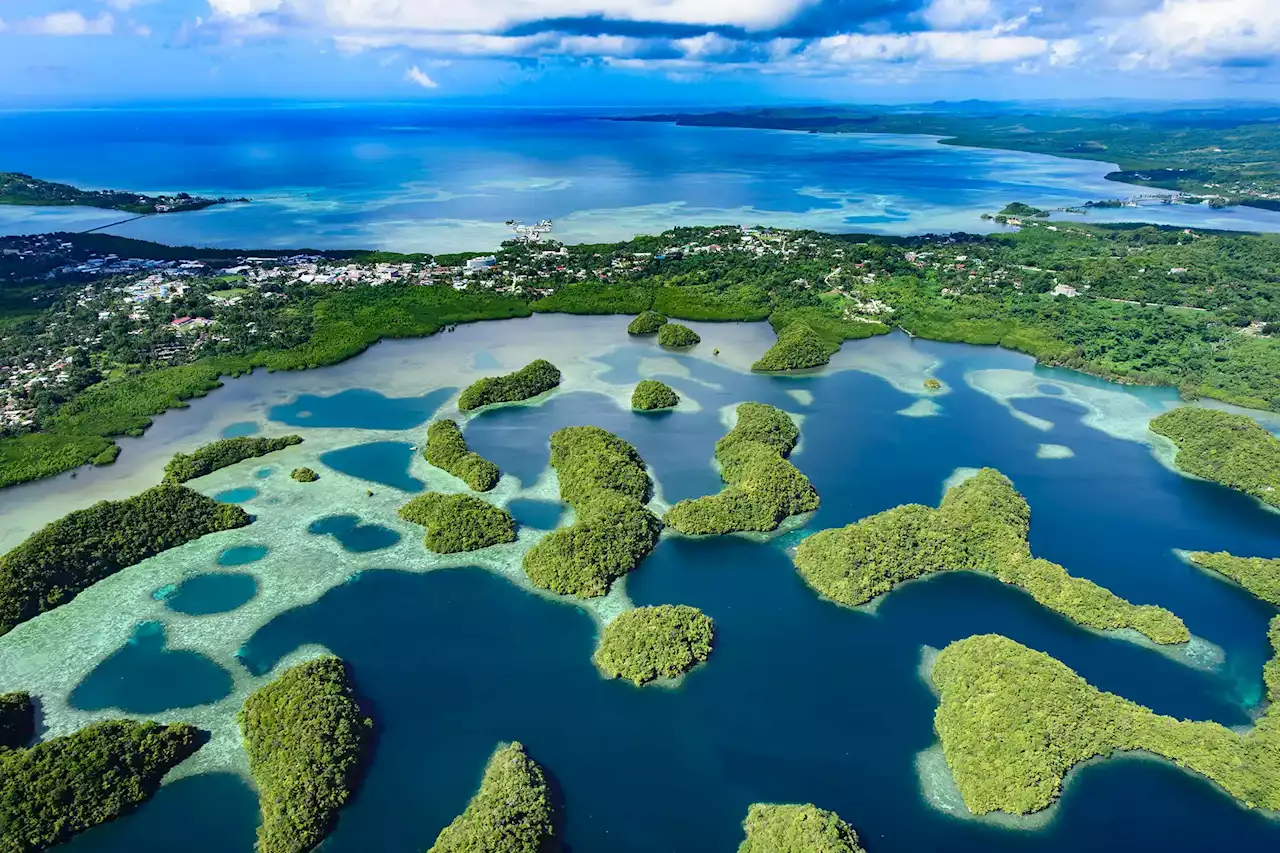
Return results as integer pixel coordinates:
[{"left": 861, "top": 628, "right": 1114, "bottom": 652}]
[{"left": 1, "top": 0, "right": 1277, "bottom": 105}]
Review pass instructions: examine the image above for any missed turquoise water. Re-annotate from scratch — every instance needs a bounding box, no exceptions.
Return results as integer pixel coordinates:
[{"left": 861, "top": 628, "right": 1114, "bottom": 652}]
[
  {"left": 12, "top": 334, "right": 1280, "bottom": 852},
  {"left": 217, "top": 544, "right": 269, "bottom": 567},
  {"left": 308, "top": 514, "right": 401, "bottom": 553},
  {"left": 159, "top": 573, "right": 258, "bottom": 616},
  {"left": 269, "top": 387, "right": 453, "bottom": 431},
  {"left": 319, "top": 441, "right": 424, "bottom": 492},
  {"left": 69, "top": 622, "right": 232, "bottom": 713},
  {"left": 3, "top": 108, "right": 1280, "bottom": 253},
  {"left": 220, "top": 422, "right": 260, "bottom": 438},
  {"left": 213, "top": 486, "right": 258, "bottom": 504}
]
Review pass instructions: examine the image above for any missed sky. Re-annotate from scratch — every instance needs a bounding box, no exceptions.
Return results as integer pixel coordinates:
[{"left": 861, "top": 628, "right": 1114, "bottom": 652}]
[{"left": 0, "top": 0, "right": 1278, "bottom": 105}]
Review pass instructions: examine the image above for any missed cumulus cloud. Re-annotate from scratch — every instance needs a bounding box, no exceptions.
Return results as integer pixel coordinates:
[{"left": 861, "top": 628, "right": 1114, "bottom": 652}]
[
  {"left": 922, "top": 0, "right": 994, "bottom": 29},
  {"left": 207, "top": 0, "right": 820, "bottom": 31},
  {"left": 1121, "top": 0, "right": 1280, "bottom": 66},
  {"left": 405, "top": 64, "right": 439, "bottom": 88},
  {"left": 802, "top": 28, "right": 1055, "bottom": 66},
  {"left": 6, "top": 11, "right": 116, "bottom": 35}
]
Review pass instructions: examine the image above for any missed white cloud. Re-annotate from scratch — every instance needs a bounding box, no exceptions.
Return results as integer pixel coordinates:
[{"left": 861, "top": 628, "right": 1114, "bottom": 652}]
[
  {"left": 10, "top": 11, "right": 116, "bottom": 35},
  {"left": 405, "top": 65, "right": 439, "bottom": 88},
  {"left": 339, "top": 31, "right": 651, "bottom": 59},
  {"left": 802, "top": 29, "right": 1053, "bottom": 67},
  {"left": 1122, "top": 0, "right": 1280, "bottom": 65},
  {"left": 923, "top": 0, "right": 994, "bottom": 29},
  {"left": 207, "top": 0, "right": 818, "bottom": 31}
]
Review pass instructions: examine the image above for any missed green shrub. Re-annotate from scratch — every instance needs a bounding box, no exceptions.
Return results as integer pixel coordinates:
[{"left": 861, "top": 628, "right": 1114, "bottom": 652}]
[
  {"left": 594, "top": 605, "right": 715, "bottom": 685},
  {"left": 752, "top": 323, "right": 830, "bottom": 371},
  {"left": 291, "top": 467, "right": 319, "bottom": 482},
  {"left": 1188, "top": 551, "right": 1280, "bottom": 605},
  {"left": 793, "top": 469, "right": 1188, "bottom": 645},
  {"left": 1150, "top": 408, "right": 1280, "bottom": 508},
  {"left": 657, "top": 323, "right": 701, "bottom": 348},
  {"left": 424, "top": 420, "right": 500, "bottom": 491},
  {"left": 91, "top": 444, "right": 121, "bottom": 466},
  {"left": 932, "top": 621, "right": 1280, "bottom": 815},
  {"left": 665, "top": 403, "right": 818, "bottom": 535},
  {"left": 0, "top": 720, "right": 201, "bottom": 853},
  {"left": 924, "top": 378, "right": 942, "bottom": 391},
  {"left": 398, "top": 493, "right": 516, "bottom": 553},
  {"left": 0, "top": 691, "right": 34, "bottom": 750},
  {"left": 627, "top": 311, "right": 669, "bottom": 335},
  {"left": 0, "top": 484, "right": 250, "bottom": 635},
  {"left": 164, "top": 435, "right": 303, "bottom": 483},
  {"left": 522, "top": 427, "right": 661, "bottom": 597},
  {"left": 239, "top": 656, "right": 373, "bottom": 853},
  {"left": 427, "top": 742, "right": 559, "bottom": 853},
  {"left": 737, "top": 803, "right": 865, "bottom": 853},
  {"left": 458, "top": 359, "right": 562, "bottom": 412},
  {"left": 631, "top": 379, "right": 679, "bottom": 411}
]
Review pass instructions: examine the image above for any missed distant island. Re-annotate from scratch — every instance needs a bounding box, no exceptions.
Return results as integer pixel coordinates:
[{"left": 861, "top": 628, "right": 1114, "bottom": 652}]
[
  {"left": 613, "top": 106, "right": 1280, "bottom": 207},
  {"left": 0, "top": 172, "right": 248, "bottom": 215}
]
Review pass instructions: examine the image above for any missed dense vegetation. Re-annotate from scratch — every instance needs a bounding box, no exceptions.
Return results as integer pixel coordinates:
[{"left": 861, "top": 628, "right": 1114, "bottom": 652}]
[
  {"left": 291, "top": 467, "right": 319, "bottom": 482},
  {"left": 398, "top": 493, "right": 516, "bottom": 553},
  {"left": 457, "top": 359, "right": 562, "bottom": 412},
  {"left": 752, "top": 322, "right": 830, "bottom": 371},
  {"left": 931, "top": 622, "right": 1280, "bottom": 815},
  {"left": 737, "top": 803, "right": 865, "bottom": 853},
  {"left": 0, "top": 691, "right": 34, "bottom": 750},
  {"left": 594, "top": 605, "right": 715, "bottom": 685},
  {"left": 1188, "top": 551, "right": 1280, "bottom": 606},
  {"left": 424, "top": 419, "right": 500, "bottom": 491},
  {"left": 0, "top": 484, "right": 250, "bottom": 635},
  {"left": 0, "top": 171, "right": 239, "bottom": 214},
  {"left": 793, "top": 469, "right": 1188, "bottom": 644},
  {"left": 0, "top": 285, "right": 532, "bottom": 488},
  {"left": 0, "top": 720, "right": 201, "bottom": 853},
  {"left": 657, "top": 323, "right": 701, "bottom": 348},
  {"left": 627, "top": 311, "right": 668, "bottom": 335},
  {"left": 631, "top": 379, "right": 679, "bottom": 411},
  {"left": 665, "top": 403, "right": 819, "bottom": 535},
  {"left": 427, "top": 742, "right": 559, "bottom": 853},
  {"left": 163, "top": 435, "right": 303, "bottom": 482},
  {"left": 523, "top": 426, "right": 661, "bottom": 597},
  {"left": 1149, "top": 408, "right": 1280, "bottom": 507},
  {"left": 239, "top": 656, "right": 373, "bottom": 853}
]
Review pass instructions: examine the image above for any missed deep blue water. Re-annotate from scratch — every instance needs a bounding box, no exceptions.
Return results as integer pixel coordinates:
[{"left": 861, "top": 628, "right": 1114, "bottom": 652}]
[
  {"left": 506, "top": 498, "right": 565, "bottom": 530},
  {"left": 69, "top": 622, "right": 232, "bottom": 713},
  {"left": 320, "top": 441, "right": 424, "bottom": 492},
  {"left": 158, "top": 573, "right": 258, "bottom": 616},
  {"left": 4, "top": 107, "right": 1280, "bottom": 253},
  {"left": 33, "top": 336, "right": 1280, "bottom": 852},
  {"left": 269, "top": 387, "right": 453, "bottom": 431},
  {"left": 308, "top": 514, "right": 401, "bottom": 553}
]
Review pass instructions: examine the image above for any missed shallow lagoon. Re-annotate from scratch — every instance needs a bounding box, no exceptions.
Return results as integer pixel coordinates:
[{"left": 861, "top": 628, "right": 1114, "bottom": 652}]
[{"left": 1, "top": 315, "right": 1278, "bottom": 852}]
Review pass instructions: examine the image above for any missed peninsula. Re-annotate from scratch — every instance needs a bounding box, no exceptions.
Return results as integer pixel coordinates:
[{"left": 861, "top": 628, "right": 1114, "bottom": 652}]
[
  {"left": 931, "top": 618, "right": 1280, "bottom": 815},
  {"left": 0, "top": 172, "right": 247, "bottom": 215},
  {"left": 793, "top": 468, "right": 1189, "bottom": 644},
  {"left": 1149, "top": 407, "right": 1280, "bottom": 508},
  {"left": 427, "top": 741, "right": 559, "bottom": 853}
]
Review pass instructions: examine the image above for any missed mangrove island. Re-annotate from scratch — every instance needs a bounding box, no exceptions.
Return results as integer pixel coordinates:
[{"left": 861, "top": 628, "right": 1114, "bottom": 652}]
[
  {"left": 522, "top": 426, "right": 661, "bottom": 597},
  {"left": 931, "top": 620, "right": 1280, "bottom": 815},
  {"left": 238, "top": 656, "right": 373, "bottom": 853},
  {"left": 458, "top": 359, "right": 561, "bottom": 412},
  {"left": 631, "top": 379, "right": 680, "bottom": 411},
  {"left": 793, "top": 468, "right": 1189, "bottom": 644},
  {"left": 737, "top": 803, "right": 866, "bottom": 853},
  {"left": 164, "top": 435, "right": 303, "bottom": 483},
  {"left": 594, "top": 604, "right": 715, "bottom": 685},
  {"left": 398, "top": 493, "right": 517, "bottom": 554},
  {"left": 665, "top": 402, "right": 818, "bottom": 535},
  {"left": 627, "top": 311, "right": 668, "bottom": 335},
  {"left": 0, "top": 484, "right": 251, "bottom": 635},
  {"left": 1149, "top": 407, "right": 1280, "bottom": 508},
  {"left": 428, "top": 741, "right": 559, "bottom": 853},
  {"left": 424, "top": 419, "right": 500, "bottom": 491},
  {"left": 657, "top": 323, "right": 701, "bottom": 348}
]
